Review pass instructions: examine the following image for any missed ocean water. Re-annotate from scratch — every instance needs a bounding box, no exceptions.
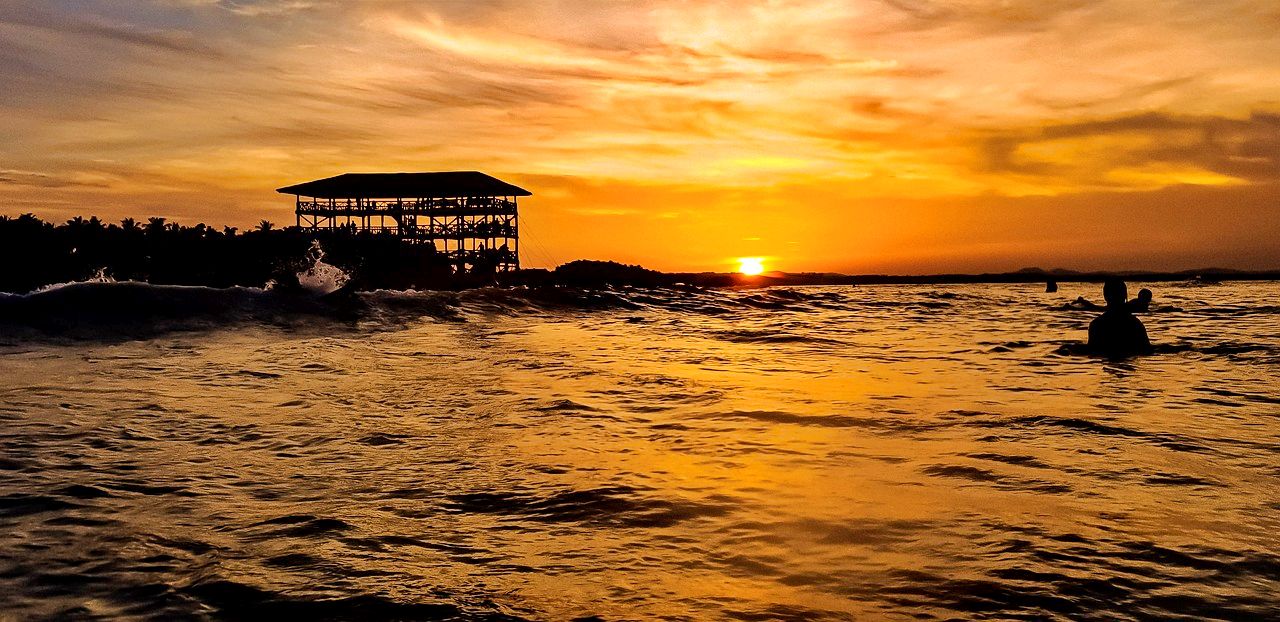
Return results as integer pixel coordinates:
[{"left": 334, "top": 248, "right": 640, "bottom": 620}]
[{"left": 0, "top": 281, "right": 1277, "bottom": 621}]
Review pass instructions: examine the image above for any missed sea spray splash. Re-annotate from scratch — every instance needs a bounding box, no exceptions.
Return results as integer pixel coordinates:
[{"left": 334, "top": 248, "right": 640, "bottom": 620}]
[
  {"left": 296, "top": 240, "right": 350, "bottom": 295},
  {"left": 34, "top": 267, "right": 116, "bottom": 293}
]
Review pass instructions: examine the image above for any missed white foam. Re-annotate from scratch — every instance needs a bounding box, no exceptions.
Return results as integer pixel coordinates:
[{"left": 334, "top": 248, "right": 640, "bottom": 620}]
[
  {"left": 33, "top": 267, "right": 117, "bottom": 293},
  {"left": 295, "top": 240, "right": 350, "bottom": 295}
]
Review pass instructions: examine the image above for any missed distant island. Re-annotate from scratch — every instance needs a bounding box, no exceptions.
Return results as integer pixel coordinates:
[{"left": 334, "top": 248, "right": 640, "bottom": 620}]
[
  {"left": 542, "top": 262, "right": 1280, "bottom": 289},
  {"left": 2, "top": 214, "right": 1277, "bottom": 294}
]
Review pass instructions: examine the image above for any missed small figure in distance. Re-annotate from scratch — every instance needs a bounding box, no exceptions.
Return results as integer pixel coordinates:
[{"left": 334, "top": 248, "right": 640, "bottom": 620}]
[
  {"left": 1087, "top": 278, "right": 1153, "bottom": 357},
  {"left": 1126, "top": 288, "right": 1153, "bottom": 313},
  {"left": 1069, "top": 295, "right": 1103, "bottom": 311},
  {"left": 1046, "top": 279, "right": 1058, "bottom": 293}
]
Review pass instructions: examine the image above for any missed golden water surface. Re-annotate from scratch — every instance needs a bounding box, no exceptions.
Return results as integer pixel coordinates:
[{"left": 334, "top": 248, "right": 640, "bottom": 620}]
[{"left": 1, "top": 282, "right": 1277, "bottom": 620}]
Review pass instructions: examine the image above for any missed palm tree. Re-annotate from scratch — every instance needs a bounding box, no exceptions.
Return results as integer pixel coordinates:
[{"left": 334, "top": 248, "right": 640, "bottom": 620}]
[
  {"left": 257, "top": 220, "right": 274, "bottom": 232},
  {"left": 120, "top": 217, "right": 138, "bottom": 232},
  {"left": 146, "top": 217, "right": 167, "bottom": 236}
]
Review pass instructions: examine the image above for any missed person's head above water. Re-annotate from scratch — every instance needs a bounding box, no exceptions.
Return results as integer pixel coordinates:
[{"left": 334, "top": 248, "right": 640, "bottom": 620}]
[
  {"left": 1137, "top": 288, "right": 1153, "bottom": 302},
  {"left": 1089, "top": 277, "right": 1153, "bottom": 356},
  {"left": 1102, "top": 278, "right": 1128, "bottom": 309}
]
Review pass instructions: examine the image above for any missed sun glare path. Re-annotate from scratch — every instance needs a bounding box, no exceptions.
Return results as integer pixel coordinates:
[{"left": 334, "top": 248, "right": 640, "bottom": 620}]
[{"left": 738, "top": 257, "right": 765, "bottom": 276}]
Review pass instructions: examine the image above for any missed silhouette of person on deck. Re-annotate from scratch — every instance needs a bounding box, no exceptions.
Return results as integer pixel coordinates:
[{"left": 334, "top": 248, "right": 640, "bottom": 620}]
[{"left": 1087, "top": 278, "right": 1153, "bottom": 357}]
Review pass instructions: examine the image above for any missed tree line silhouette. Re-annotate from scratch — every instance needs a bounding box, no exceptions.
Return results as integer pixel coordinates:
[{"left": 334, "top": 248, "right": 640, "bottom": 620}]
[
  {"left": 0, "top": 214, "right": 459, "bottom": 293},
  {"left": 9, "top": 214, "right": 1265, "bottom": 296}
]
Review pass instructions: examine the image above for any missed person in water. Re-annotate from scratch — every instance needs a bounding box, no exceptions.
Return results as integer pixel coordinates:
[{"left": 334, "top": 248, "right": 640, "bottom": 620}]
[
  {"left": 1126, "top": 288, "right": 1153, "bottom": 313},
  {"left": 1087, "top": 278, "right": 1153, "bottom": 357},
  {"left": 1070, "top": 286, "right": 1153, "bottom": 312},
  {"left": 1069, "top": 296, "right": 1104, "bottom": 311}
]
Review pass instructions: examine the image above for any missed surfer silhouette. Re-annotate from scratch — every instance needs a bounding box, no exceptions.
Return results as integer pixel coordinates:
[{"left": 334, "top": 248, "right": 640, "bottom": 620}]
[
  {"left": 1087, "top": 278, "right": 1153, "bottom": 357},
  {"left": 1126, "top": 288, "right": 1153, "bottom": 313},
  {"left": 1069, "top": 296, "right": 1103, "bottom": 311}
]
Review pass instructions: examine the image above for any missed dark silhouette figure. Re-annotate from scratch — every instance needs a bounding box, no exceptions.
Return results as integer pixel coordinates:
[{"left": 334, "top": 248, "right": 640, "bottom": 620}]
[
  {"left": 1087, "top": 279, "right": 1153, "bottom": 357},
  {"left": 1046, "top": 279, "right": 1058, "bottom": 293},
  {"left": 1068, "top": 296, "right": 1103, "bottom": 311},
  {"left": 1126, "top": 288, "right": 1153, "bottom": 313}
]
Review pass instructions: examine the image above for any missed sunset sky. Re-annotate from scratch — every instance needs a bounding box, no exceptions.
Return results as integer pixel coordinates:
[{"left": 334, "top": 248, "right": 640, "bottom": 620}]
[{"left": 2, "top": 0, "right": 1279, "bottom": 273}]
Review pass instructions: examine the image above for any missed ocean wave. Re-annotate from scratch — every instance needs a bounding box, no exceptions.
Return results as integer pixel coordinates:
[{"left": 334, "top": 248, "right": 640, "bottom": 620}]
[
  {"left": 0, "top": 280, "right": 341, "bottom": 338},
  {"left": 0, "top": 279, "right": 860, "bottom": 339},
  {"left": 182, "top": 579, "right": 497, "bottom": 621},
  {"left": 708, "top": 329, "right": 846, "bottom": 346},
  {"left": 5, "top": 279, "right": 1279, "bottom": 367},
  {"left": 1052, "top": 340, "right": 1278, "bottom": 360},
  {"left": 442, "top": 485, "right": 733, "bottom": 528}
]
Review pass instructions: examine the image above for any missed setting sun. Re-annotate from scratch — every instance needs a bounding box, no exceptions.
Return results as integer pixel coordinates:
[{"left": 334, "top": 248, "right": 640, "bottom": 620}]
[{"left": 737, "top": 257, "right": 765, "bottom": 276}]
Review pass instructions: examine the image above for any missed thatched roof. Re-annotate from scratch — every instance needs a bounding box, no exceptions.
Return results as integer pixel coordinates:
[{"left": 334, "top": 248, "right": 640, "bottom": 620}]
[{"left": 276, "top": 171, "right": 531, "bottom": 199}]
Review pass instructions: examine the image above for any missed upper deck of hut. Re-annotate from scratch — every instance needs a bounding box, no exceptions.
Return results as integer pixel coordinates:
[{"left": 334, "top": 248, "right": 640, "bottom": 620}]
[
  {"left": 279, "top": 171, "right": 529, "bottom": 216},
  {"left": 277, "top": 171, "right": 530, "bottom": 200}
]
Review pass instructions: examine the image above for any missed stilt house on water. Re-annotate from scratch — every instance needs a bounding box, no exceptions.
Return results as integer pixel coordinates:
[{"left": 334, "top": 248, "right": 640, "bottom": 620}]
[{"left": 277, "top": 171, "right": 530, "bottom": 274}]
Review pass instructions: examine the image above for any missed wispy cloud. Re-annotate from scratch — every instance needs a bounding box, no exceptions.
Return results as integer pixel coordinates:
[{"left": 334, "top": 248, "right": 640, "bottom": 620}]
[
  {"left": 0, "top": 169, "right": 98, "bottom": 188},
  {"left": 0, "top": 4, "right": 217, "bottom": 55}
]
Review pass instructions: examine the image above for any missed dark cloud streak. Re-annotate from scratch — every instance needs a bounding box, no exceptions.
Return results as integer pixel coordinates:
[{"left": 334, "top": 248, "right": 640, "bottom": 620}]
[
  {"left": 0, "top": 5, "right": 221, "bottom": 56},
  {"left": 980, "top": 110, "right": 1280, "bottom": 184}
]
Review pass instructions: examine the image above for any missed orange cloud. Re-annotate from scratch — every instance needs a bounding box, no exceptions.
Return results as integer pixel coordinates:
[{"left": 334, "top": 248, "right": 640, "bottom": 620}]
[{"left": 1, "top": 0, "right": 1279, "bottom": 272}]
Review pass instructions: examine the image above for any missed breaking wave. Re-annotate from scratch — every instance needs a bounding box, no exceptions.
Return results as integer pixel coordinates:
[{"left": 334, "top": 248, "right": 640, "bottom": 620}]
[
  {"left": 293, "top": 240, "right": 350, "bottom": 295},
  {"left": 0, "top": 280, "right": 854, "bottom": 338},
  {"left": 0, "top": 280, "right": 1277, "bottom": 364}
]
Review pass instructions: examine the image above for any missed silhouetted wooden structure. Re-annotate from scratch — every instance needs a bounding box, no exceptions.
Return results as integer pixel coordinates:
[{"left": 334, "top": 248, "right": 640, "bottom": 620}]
[{"left": 277, "top": 171, "right": 529, "bottom": 273}]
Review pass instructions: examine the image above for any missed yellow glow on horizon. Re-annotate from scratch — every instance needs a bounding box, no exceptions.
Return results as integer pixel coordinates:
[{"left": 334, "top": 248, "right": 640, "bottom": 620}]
[
  {"left": 1105, "top": 164, "right": 1248, "bottom": 188},
  {"left": 737, "top": 257, "right": 766, "bottom": 276}
]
